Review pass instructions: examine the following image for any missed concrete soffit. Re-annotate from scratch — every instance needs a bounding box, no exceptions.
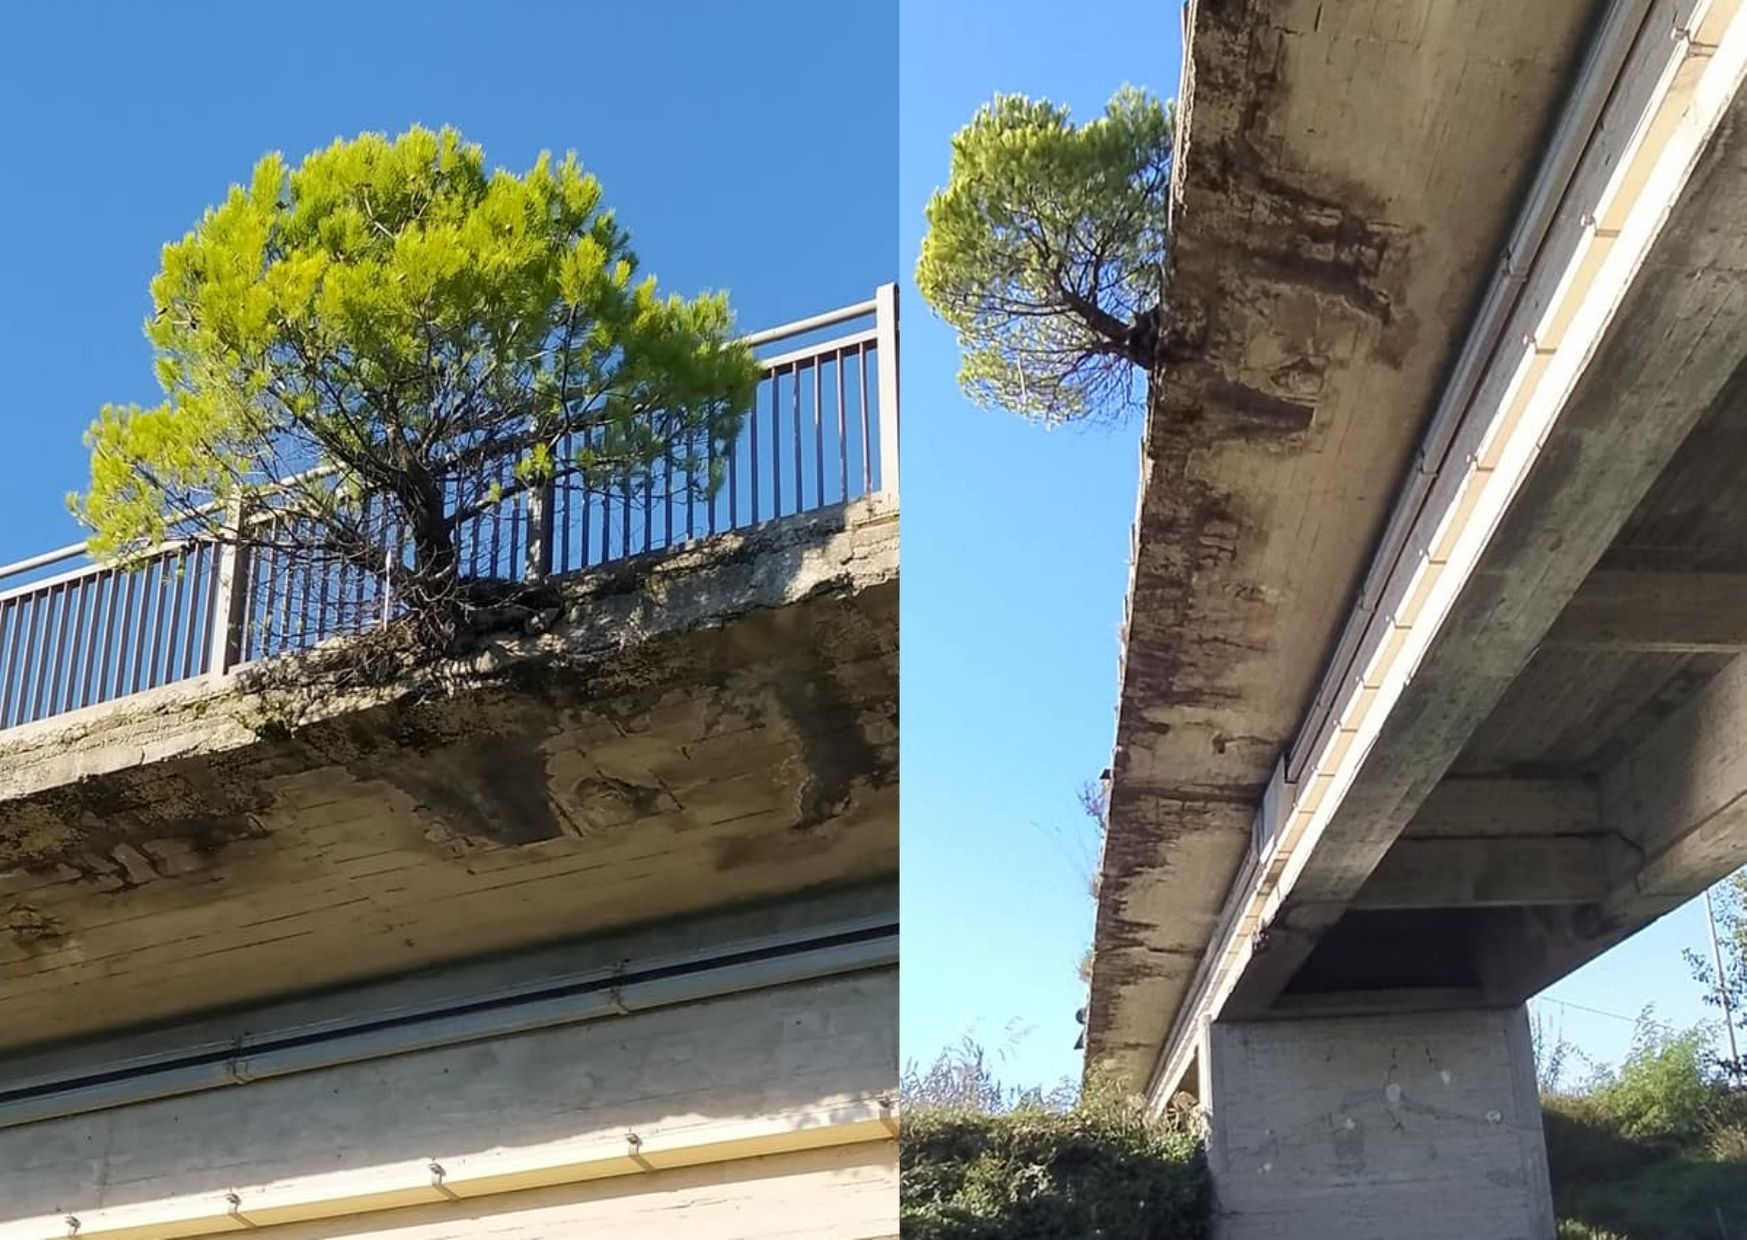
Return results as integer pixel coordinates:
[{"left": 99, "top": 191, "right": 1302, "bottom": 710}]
[{"left": 1148, "top": 0, "right": 1747, "bottom": 1106}]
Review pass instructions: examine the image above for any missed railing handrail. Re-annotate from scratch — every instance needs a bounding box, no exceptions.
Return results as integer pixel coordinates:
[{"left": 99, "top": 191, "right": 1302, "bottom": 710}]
[{"left": 0, "top": 290, "right": 892, "bottom": 590}]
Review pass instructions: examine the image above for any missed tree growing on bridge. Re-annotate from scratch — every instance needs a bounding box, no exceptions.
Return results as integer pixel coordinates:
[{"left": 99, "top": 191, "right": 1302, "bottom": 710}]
[
  {"left": 916, "top": 87, "right": 1173, "bottom": 425},
  {"left": 73, "top": 125, "right": 761, "bottom": 651}
]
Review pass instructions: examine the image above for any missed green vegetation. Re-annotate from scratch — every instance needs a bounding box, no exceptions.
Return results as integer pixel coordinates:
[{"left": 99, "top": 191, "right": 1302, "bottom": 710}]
[
  {"left": 916, "top": 88, "right": 1172, "bottom": 425},
  {"left": 900, "top": 1041, "right": 1209, "bottom": 1239},
  {"left": 1544, "top": 1017, "right": 1747, "bottom": 1239},
  {"left": 74, "top": 125, "right": 759, "bottom": 647}
]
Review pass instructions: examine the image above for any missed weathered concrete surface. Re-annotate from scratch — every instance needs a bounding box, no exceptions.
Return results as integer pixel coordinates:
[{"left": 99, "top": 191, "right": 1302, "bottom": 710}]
[
  {"left": 1205, "top": 1007, "right": 1553, "bottom": 1240},
  {"left": 239, "top": 1145, "right": 899, "bottom": 1240},
  {"left": 0, "top": 497, "right": 896, "bottom": 1052},
  {"left": 1089, "top": 0, "right": 1600, "bottom": 1081},
  {"left": 0, "top": 967, "right": 896, "bottom": 1227},
  {"left": 1217, "top": 56, "right": 1747, "bottom": 1018}
]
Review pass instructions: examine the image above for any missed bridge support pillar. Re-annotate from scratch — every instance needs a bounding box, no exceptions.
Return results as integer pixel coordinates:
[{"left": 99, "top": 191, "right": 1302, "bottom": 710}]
[{"left": 1203, "top": 1005, "right": 1554, "bottom": 1240}]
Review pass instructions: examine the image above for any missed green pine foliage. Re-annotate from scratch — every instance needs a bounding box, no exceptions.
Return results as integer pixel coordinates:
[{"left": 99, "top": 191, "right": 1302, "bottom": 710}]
[
  {"left": 73, "top": 125, "right": 760, "bottom": 644},
  {"left": 916, "top": 87, "right": 1172, "bottom": 424}
]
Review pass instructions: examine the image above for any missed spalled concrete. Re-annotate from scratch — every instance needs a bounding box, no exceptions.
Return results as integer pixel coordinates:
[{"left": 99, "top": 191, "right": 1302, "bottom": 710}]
[{"left": 0, "top": 496, "right": 897, "bottom": 1053}]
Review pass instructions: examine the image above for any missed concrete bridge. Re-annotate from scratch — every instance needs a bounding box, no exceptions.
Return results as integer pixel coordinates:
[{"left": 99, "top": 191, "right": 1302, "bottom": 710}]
[
  {"left": 1087, "top": 2, "right": 1747, "bottom": 1235},
  {"left": 0, "top": 292, "right": 899, "bottom": 1237}
]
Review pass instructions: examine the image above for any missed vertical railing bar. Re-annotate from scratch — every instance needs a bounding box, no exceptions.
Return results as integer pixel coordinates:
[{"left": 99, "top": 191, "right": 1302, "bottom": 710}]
[
  {"left": 295, "top": 530, "right": 314, "bottom": 652},
  {"left": 22, "top": 590, "right": 48, "bottom": 724},
  {"left": 709, "top": 422, "right": 721, "bottom": 537},
  {"left": 6, "top": 593, "right": 37, "bottom": 723},
  {"left": 792, "top": 362, "right": 804, "bottom": 514},
  {"left": 197, "top": 543, "right": 220, "bottom": 675},
  {"left": 81, "top": 575, "right": 106, "bottom": 709},
  {"left": 67, "top": 579, "right": 88, "bottom": 713},
  {"left": 488, "top": 462, "right": 504, "bottom": 580},
  {"left": 144, "top": 556, "right": 169, "bottom": 689},
  {"left": 836, "top": 349, "right": 849, "bottom": 502},
  {"left": 771, "top": 371, "right": 783, "bottom": 519},
  {"left": 665, "top": 441, "right": 676, "bottom": 550},
  {"left": 688, "top": 443, "right": 702, "bottom": 544},
  {"left": 351, "top": 501, "right": 370, "bottom": 639},
  {"left": 181, "top": 545, "right": 205, "bottom": 679},
  {"left": 276, "top": 525, "right": 296, "bottom": 659},
  {"left": 164, "top": 550, "right": 189, "bottom": 685},
  {"left": 54, "top": 580, "right": 76, "bottom": 713},
  {"left": 580, "top": 451, "right": 596, "bottom": 573},
  {"left": 620, "top": 475, "right": 632, "bottom": 561},
  {"left": 859, "top": 343, "right": 873, "bottom": 494},
  {"left": 599, "top": 439, "right": 612, "bottom": 566},
  {"left": 813, "top": 359, "right": 824, "bottom": 512},
  {"left": 258, "top": 521, "right": 280, "bottom": 660},
  {"left": 30, "top": 586, "right": 60, "bottom": 722},
  {"left": 128, "top": 562, "right": 156, "bottom": 696},
  {"left": 115, "top": 567, "right": 139, "bottom": 695},
  {"left": 314, "top": 538, "right": 332, "bottom": 648},
  {"left": 559, "top": 433, "right": 573, "bottom": 575},
  {"left": 7, "top": 599, "right": 27, "bottom": 726},
  {"left": 96, "top": 566, "right": 121, "bottom": 702},
  {"left": 467, "top": 488, "right": 482, "bottom": 580},
  {"left": 0, "top": 600, "right": 16, "bottom": 728},
  {"left": 875, "top": 282, "right": 900, "bottom": 495},
  {"left": 23, "top": 591, "right": 49, "bottom": 725},
  {"left": 744, "top": 391, "right": 756, "bottom": 531},
  {"left": 643, "top": 455, "right": 655, "bottom": 555}
]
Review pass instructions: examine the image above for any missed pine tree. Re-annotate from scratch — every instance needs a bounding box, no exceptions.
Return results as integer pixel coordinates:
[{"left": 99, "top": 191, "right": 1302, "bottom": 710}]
[{"left": 73, "top": 126, "right": 761, "bottom": 650}]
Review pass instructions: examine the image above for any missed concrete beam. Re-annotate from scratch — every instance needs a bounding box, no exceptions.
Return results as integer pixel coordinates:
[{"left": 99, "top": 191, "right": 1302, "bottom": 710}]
[
  {"left": 1352, "top": 777, "right": 1614, "bottom": 908},
  {"left": 1602, "top": 651, "right": 1747, "bottom": 922},
  {"left": 1544, "top": 569, "right": 1747, "bottom": 653},
  {"left": 1353, "top": 836, "right": 1611, "bottom": 910},
  {"left": 1403, "top": 777, "right": 1598, "bottom": 838}
]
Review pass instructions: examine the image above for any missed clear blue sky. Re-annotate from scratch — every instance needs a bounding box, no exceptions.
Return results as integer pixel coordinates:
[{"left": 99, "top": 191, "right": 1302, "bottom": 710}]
[
  {"left": 895, "top": 0, "right": 1723, "bottom": 1089},
  {"left": 0, "top": 1, "right": 894, "bottom": 567}
]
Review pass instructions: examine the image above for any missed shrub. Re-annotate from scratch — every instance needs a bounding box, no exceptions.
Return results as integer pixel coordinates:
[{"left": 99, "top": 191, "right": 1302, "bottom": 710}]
[{"left": 1588, "top": 1023, "right": 1717, "bottom": 1146}]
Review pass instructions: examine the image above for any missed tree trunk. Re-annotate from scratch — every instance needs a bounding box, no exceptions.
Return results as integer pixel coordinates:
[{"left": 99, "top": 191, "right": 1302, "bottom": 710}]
[{"left": 401, "top": 480, "right": 463, "bottom": 653}]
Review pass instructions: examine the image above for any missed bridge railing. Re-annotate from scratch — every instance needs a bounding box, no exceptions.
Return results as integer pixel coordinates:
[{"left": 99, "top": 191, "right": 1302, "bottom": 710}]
[{"left": 0, "top": 285, "right": 899, "bottom": 730}]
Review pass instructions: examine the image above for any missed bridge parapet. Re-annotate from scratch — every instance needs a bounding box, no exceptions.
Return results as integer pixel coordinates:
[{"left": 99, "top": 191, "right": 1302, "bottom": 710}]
[{"left": 0, "top": 287, "right": 899, "bottom": 732}]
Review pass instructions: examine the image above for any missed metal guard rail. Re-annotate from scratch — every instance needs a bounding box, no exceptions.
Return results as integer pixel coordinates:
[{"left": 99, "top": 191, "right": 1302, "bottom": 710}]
[{"left": 0, "top": 286, "right": 898, "bottom": 731}]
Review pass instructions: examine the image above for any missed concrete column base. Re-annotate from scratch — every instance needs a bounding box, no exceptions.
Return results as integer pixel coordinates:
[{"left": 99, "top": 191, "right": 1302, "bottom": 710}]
[{"left": 1204, "top": 1005, "right": 1555, "bottom": 1240}]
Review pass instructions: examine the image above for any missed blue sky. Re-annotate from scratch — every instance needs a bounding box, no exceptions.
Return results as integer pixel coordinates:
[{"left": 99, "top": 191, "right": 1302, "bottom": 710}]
[
  {"left": 0, "top": 1, "right": 893, "bottom": 566},
  {"left": 896, "top": 0, "right": 1722, "bottom": 1088}
]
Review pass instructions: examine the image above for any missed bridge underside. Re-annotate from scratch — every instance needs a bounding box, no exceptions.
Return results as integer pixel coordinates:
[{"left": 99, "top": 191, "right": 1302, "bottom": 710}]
[
  {"left": 1095, "top": 1, "right": 1747, "bottom": 1232},
  {"left": 1096, "top": 0, "right": 1747, "bottom": 1068},
  {"left": 1089, "top": 0, "right": 1604, "bottom": 1081},
  {"left": 0, "top": 498, "right": 897, "bottom": 1054}
]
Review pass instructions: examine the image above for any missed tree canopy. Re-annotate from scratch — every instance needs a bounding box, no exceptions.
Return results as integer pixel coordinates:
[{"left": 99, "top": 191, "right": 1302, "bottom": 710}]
[
  {"left": 73, "top": 125, "right": 760, "bottom": 646},
  {"left": 916, "top": 87, "right": 1173, "bottom": 424}
]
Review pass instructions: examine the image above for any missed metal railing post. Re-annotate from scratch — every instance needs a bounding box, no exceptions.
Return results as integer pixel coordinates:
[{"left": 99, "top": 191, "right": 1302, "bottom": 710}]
[
  {"left": 874, "top": 282, "right": 900, "bottom": 497},
  {"left": 209, "top": 497, "right": 251, "bottom": 678}
]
